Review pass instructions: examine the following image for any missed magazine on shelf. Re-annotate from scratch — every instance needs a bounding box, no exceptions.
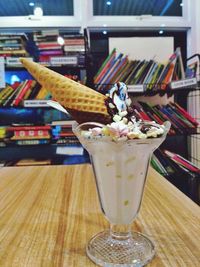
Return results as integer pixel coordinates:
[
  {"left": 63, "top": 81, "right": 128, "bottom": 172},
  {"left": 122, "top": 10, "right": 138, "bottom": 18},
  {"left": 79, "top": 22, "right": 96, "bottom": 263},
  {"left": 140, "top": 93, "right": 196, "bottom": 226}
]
[{"left": 186, "top": 54, "right": 200, "bottom": 81}]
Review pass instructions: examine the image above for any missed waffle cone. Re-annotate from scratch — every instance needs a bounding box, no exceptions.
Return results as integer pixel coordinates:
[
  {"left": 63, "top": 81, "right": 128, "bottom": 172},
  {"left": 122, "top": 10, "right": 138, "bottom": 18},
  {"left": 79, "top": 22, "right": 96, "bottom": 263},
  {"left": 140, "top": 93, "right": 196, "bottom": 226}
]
[{"left": 20, "top": 58, "right": 111, "bottom": 123}]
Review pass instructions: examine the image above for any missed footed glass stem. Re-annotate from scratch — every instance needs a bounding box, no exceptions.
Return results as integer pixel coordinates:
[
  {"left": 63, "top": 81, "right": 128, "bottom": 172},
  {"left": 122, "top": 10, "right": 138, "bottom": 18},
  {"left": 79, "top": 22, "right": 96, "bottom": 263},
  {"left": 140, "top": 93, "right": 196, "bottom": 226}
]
[
  {"left": 86, "top": 230, "right": 155, "bottom": 267},
  {"left": 87, "top": 223, "right": 155, "bottom": 266}
]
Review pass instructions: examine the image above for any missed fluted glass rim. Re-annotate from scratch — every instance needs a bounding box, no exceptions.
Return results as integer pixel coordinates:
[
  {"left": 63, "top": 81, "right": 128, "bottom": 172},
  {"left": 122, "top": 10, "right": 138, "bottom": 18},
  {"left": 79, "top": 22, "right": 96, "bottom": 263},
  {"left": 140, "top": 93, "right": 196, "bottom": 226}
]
[{"left": 72, "top": 120, "right": 171, "bottom": 145}]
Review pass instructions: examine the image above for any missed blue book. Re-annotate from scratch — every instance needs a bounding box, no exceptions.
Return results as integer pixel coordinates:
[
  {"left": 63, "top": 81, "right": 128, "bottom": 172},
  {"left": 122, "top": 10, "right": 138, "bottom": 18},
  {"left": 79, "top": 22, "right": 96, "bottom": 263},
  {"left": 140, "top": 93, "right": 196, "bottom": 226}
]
[
  {"left": 98, "top": 53, "right": 123, "bottom": 87},
  {"left": 104, "top": 55, "right": 128, "bottom": 84}
]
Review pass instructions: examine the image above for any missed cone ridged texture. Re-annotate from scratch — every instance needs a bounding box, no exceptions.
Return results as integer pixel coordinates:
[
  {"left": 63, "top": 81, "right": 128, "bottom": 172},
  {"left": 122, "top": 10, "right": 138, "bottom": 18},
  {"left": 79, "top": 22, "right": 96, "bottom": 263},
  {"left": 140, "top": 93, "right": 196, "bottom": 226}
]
[{"left": 20, "top": 58, "right": 111, "bottom": 123}]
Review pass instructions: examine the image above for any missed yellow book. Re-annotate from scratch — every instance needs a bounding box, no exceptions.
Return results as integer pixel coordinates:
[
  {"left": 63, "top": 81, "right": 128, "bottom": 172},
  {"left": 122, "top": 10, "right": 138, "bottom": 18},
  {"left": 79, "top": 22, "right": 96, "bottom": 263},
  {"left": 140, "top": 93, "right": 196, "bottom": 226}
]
[
  {"left": 0, "top": 127, "right": 6, "bottom": 138},
  {"left": 23, "top": 80, "right": 37, "bottom": 100},
  {"left": 35, "top": 86, "right": 49, "bottom": 100},
  {"left": 0, "top": 86, "right": 14, "bottom": 105}
]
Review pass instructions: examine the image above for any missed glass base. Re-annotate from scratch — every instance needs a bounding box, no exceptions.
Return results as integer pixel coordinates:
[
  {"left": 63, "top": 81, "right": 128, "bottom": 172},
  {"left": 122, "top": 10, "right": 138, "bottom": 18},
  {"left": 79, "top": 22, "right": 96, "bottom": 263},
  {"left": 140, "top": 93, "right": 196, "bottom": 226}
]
[{"left": 86, "top": 230, "right": 155, "bottom": 267}]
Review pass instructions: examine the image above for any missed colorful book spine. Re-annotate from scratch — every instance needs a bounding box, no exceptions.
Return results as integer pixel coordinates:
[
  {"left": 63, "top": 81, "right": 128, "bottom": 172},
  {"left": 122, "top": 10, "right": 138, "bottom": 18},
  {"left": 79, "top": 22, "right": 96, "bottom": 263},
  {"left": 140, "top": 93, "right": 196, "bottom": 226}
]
[
  {"left": 0, "top": 85, "right": 14, "bottom": 105},
  {"left": 164, "top": 150, "right": 200, "bottom": 173},
  {"left": 12, "top": 80, "right": 33, "bottom": 106},
  {"left": 8, "top": 125, "right": 51, "bottom": 131},
  {"left": 94, "top": 48, "right": 116, "bottom": 84},
  {"left": 98, "top": 53, "right": 124, "bottom": 89}
]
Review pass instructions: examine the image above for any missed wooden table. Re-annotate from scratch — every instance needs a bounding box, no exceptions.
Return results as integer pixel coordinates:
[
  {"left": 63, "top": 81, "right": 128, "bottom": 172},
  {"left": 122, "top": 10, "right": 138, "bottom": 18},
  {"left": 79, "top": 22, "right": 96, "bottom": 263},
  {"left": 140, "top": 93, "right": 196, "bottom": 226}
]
[{"left": 0, "top": 164, "right": 200, "bottom": 266}]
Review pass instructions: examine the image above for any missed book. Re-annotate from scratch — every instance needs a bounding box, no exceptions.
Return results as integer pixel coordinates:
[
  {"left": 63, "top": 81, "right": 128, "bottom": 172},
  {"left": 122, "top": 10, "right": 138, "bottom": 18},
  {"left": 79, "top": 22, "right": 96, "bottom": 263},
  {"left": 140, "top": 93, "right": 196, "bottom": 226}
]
[
  {"left": 132, "top": 104, "right": 152, "bottom": 121},
  {"left": 153, "top": 149, "right": 177, "bottom": 176},
  {"left": 8, "top": 125, "right": 51, "bottom": 131},
  {"left": 151, "top": 152, "right": 172, "bottom": 176},
  {"left": 94, "top": 48, "right": 116, "bottom": 83},
  {"left": 161, "top": 105, "right": 193, "bottom": 130},
  {"left": 0, "top": 85, "right": 14, "bottom": 105},
  {"left": 35, "top": 86, "right": 50, "bottom": 100},
  {"left": 15, "top": 139, "right": 50, "bottom": 145},
  {"left": 164, "top": 150, "right": 200, "bottom": 174},
  {"left": 2, "top": 85, "right": 22, "bottom": 106},
  {"left": 148, "top": 64, "right": 165, "bottom": 89},
  {"left": 118, "top": 60, "right": 135, "bottom": 82},
  {"left": 51, "top": 120, "right": 75, "bottom": 126},
  {"left": 176, "top": 47, "right": 185, "bottom": 80},
  {"left": 141, "top": 62, "right": 158, "bottom": 87},
  {"left": 130, "top": 60, "right": 149, "bottom": 85},
  {"left": 167, "top": 104, "right": 196, "bottom": 129},
  {"left": 98, "top": 53, "right": 124, "bottom": 89},
  {"left": 23, "top": 80, "right": 37, "bottom": 100},
  {"left": 171, "top": 102, "right": 199, "bottom": 127},
  {"left": 186, "top": 54, "right": 200, "bottom": 81},
  {"left": 15, "top": 158, "right": 51, "bottom": 166},
  {"left": 28, "top": 82, "right": 42, "bottom": 99},
  {"left": 136, "top": 60, "right": 155, "bottom": 84},
  {"left": 106, "top": 56, "right": 129, "bottom": 85},
  {"left": 12, "top": 80, "right": 34, "bottom": 106},
  {"left": 108, "top": 57, "right": 130, "bottom": 84},
  {"left": 125, "top": 60, "right": 144, "bottom": 85}
]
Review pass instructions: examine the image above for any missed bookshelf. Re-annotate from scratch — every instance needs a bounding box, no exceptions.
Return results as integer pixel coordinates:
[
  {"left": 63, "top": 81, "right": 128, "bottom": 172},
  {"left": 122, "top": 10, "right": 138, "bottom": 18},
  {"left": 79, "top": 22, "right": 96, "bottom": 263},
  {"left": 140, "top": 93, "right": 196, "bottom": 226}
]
[
  {"left": 0, "top": 29, "right": 90, "bottom": 166},
  {"left": 89, "top": 31, "right": 200, "bottom": 204},
  {"left": 0, "top": 106, "right": 90, "bottom": 166},
  {"left": 0, "top": 28, "right": 200, "bottom": 205}
]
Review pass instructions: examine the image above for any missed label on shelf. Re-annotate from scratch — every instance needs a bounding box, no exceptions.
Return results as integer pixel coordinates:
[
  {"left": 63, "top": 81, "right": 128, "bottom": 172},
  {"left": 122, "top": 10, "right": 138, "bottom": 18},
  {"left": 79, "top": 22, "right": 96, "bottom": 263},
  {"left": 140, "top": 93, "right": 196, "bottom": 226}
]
[
  {"left": 127, "top": 84, "right": 145, "bottom": 93},
  {"left": 64, "top": 45, "right": 85, "bottom": 52},
  {"left": 23, "top": 100, "right": 50, "bottom": 107},
  {"left": 56, "top": 145, "right": 83, "bottom": 155},
  {"left": 50, "top": 56, "right": 78, "bottom": 66},
  {"left": 170, "top": 78, "right": 197, "bottom": 89},
  {"left": 0, "top": 57, "right": 5, "bottom": 88},
  {"left": 6, "top": 57, "right": 33, "bottom": 66}
]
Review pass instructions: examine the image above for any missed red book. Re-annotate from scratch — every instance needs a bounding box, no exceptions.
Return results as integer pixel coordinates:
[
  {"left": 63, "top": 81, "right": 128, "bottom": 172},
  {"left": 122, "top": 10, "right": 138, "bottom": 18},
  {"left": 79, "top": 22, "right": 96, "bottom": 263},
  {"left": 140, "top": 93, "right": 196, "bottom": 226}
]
[
  {"left": 38, "top": 43, "right": 62, "bottom": 49},
  {"left": 94, "top": 49, "right": 116, "bottom": 84},
  {"left": 13, "top": 129, "right": 50, "bottom": 139},
  {"left": 64, "top": 39, "right": 84, "bottom": 45},
  {"left": 171, "top": 102, "right": 199, "bottom": 127},
  {"left": 164, "top": 150, "right": 200, "bottom": 173},
  {"left": 133, "top": 107, "right": 152, "bottom": 121},
  {"left": 60, "top": 132, "right": 75, "bottom": 137},
  {"left": 7, "top": 125, "right": 51, "bottom": 131},
  {"left": 12, "top": 80, "right": 33, "bottom": 106}
]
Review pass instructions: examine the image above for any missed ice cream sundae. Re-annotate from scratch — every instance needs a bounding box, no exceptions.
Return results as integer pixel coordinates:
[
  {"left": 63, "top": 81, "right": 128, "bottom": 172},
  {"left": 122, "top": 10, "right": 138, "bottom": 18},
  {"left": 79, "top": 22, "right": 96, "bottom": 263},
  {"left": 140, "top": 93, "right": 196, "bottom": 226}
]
[{"left": 20, "top": 58, "right": 170, "bottom": 267}]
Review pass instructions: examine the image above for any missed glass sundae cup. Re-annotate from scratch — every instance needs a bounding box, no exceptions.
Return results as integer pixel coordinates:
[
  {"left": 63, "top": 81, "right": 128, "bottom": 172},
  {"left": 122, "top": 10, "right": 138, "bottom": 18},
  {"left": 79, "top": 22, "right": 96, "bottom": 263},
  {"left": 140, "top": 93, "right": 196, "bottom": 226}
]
[{"left": 73, "top": 121, "right": 170, "bottom": 267}]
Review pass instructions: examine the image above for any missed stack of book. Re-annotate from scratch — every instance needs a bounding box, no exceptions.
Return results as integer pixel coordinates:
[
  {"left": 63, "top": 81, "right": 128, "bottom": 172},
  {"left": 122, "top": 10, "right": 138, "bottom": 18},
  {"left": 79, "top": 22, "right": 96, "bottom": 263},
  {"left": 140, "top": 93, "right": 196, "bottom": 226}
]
[
  {"left": 0, "top": 33, "right": 29, "bottom": 58},
  {"left": 7, "top": 124, "right": 51, "bottom": 146},
  {"left": 133, "top": 101, "right": 199, "bottom": 135},
  {"left": 33, "top": 30, "right": 64, "bottom": 64},
  {"left": 51, "top": 120, "right": 79, "bottom": 146},
  {"left": 0, "top": 80, "right": 44, "bottom": 107},
  {"left": 151, "top": 149, "right": 200, "bottom": 204},
  {"left": 33, "top": 30, "right": 85, "bottom": 67},
  {"left": 51, "top": 120, "right": 84, "bottom": 156},
  {"left": 94, "top": 48, "right": 196, "bottom": 92},
  {"left": 62, "top": 34, "right": 85, "bottom": 67}
]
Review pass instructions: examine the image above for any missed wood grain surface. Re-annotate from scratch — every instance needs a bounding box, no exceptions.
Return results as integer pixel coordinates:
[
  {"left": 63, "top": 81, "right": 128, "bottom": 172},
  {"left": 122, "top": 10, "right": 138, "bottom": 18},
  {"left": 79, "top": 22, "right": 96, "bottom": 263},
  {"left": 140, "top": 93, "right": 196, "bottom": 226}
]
[{"left": 0, "top": 164, "right": 200, "bottom": 267}]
